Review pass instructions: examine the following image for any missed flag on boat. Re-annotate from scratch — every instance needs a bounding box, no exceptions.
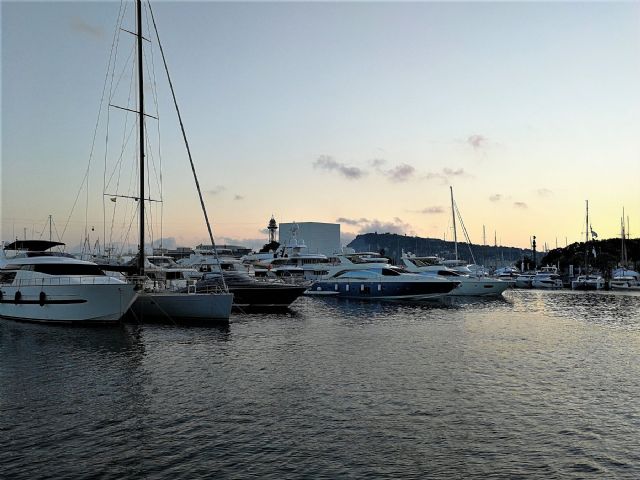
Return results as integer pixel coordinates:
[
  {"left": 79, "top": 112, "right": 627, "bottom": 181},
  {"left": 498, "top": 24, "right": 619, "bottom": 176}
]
[
  {"left": 110, "top": 197, "right": 117, "bottom": 202},
  {"left": 590, "top": 226, "right": 598, "bottom": 238}
]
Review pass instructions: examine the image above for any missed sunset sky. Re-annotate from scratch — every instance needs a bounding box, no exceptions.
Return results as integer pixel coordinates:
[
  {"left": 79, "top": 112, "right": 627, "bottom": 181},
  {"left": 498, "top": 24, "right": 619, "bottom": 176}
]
[{"left": 2, "top": 1, "right": 640, "bottom": 253}]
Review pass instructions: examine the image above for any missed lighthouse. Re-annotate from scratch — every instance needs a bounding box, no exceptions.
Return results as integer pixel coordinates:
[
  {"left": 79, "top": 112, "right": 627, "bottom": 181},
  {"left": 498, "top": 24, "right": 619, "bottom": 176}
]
[{"left": 268, "top": 216, "right": 278, "bottom": 243}]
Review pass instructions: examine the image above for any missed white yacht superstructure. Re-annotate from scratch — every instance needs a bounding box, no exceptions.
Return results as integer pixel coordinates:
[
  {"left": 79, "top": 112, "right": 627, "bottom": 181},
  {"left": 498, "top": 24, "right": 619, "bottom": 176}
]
[
  {"left": 400, "top": 253, "right": 509, "bottom": 297},
  {"left": 531, "top": 266, "right": 563, "bottom": 289},
  {"left": 609, "top": 268, "right": 640, "bottom": 291},
  {"left": 0, "top": 242, "right": 137, "bottom": 323}
]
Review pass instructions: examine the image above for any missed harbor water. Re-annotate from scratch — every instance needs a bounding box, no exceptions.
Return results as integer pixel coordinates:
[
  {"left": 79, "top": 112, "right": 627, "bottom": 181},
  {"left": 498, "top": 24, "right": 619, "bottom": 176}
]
[{"left": 1, "top": 290, "right": 640, "bottom": 478}]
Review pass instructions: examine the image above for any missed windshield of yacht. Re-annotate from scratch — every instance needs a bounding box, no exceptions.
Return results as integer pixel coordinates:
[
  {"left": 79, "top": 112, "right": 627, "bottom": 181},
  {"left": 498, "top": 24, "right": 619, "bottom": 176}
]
[
  {"left": 148, "top": 257, "right": 177, "bottom": 267},
  {"left": 379, "top": 267, "right": 403, "bottom": 276},
  {"left": 333, "top": 270, "right": 378, "bottom": 279},
  {"left": 2, "top": 263, "right": 106, "bottom": 276}
]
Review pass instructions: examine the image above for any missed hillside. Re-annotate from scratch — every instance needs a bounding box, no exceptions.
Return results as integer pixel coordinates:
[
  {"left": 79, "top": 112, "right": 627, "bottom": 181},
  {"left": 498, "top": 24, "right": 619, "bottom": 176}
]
[
  {"left": 540, "top": 238, "right": 640, "bottom": 272},
  {"left": 347, "top": 232, "right": 534, "bottom": 268}
]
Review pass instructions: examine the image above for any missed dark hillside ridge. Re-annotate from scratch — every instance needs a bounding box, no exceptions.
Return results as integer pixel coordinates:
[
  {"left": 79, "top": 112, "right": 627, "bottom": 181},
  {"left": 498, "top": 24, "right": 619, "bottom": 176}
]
[{"left": 347, "top": 232, "right": 534, "bottom": 267}]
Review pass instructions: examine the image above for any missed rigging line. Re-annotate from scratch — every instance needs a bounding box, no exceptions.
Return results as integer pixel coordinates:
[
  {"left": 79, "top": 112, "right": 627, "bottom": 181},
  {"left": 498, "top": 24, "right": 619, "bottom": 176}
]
[
  {"left": 108, "top": 122, "right": 137, "bottom": 250},
  {"left": 143, "top": 3, "right": 165, "bottom": 245},
  {"left": 110, "top": 42, "right": 136, "bottom": 102},
  {"left": 105, "top": 118, "right": 136, "bottom": 191},
  {"left": 144, "top": 122, "right": 162, "bottom": 198},
  {"left": 454, "top": 201, "right": 477, "bottom": 265},
  {"left": 104, "top": 0, "right": 127, "bottom": 252},
  {"left": 62, "top": 0, "right": 126, "bottom": 242},
  {"left": 148, "top": 1, "right": 228, "bottom": 292}
]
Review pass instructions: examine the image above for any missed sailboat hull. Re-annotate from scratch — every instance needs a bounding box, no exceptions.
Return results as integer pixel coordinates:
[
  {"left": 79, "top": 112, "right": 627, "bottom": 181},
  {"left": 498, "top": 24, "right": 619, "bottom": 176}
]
[{"left": 130, "top": 292, "right": 233, "bottom": 322}]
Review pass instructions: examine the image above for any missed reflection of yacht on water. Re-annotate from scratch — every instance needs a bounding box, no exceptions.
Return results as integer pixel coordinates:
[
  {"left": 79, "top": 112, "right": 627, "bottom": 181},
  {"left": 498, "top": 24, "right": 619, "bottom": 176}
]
[
  {"left": 400, "top": 252, "right": 509, "bottom": 297},
  {"left": 306, "top": 265, "right": 459, "bottom": 301},
  {"left": 0, "top": 241, "right": 137, "bottom": 324}
]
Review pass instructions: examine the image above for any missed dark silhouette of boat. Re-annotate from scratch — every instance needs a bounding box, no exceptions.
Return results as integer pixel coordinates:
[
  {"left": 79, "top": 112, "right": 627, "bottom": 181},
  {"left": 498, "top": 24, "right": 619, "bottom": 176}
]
[{"left": 183, "top": 271, "right": 308, "bottom": 310}]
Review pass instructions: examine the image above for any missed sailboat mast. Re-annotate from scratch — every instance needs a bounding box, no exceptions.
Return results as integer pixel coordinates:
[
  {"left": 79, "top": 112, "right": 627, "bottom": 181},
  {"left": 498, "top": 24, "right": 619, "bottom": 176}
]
[
  {"left": 137, "top": 0, "right": 145, "bottom": 276},
  {"left": 584, "top": 200, "right": 589, "bottom": 274},
  {"left": 450, "top": 186, "right": 458, "bottom": 260}
]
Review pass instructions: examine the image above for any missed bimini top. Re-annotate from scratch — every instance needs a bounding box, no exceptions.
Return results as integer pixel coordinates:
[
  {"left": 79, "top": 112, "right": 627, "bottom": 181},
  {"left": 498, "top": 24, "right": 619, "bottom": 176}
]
[{"left": 4, "top": 240, "right": 65, "bottom": 252}]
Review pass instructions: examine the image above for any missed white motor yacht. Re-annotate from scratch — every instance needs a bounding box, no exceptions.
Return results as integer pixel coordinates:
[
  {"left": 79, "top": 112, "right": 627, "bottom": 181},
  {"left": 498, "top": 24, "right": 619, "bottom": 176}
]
[
  {"left": 531, "top": 266, "right": 563, "bottom": 289},
  {"left": 0, "top": 241, "right": 137, "bottom": 324},
  {"left": 400, "top": 253, "right": 509, "bottom": 297},
  {"left": 306, "top": 265, "right": 459, "bottom": 301},
  {"left": 609, "top": 268, "right": 640, "bottom": 291},
  {"left": 514, "top": 273, "right": 536, "bottom": 289},
  {"left": 571, "top": 274, "right": 605, "bottom": 290},
  {"left": 254, "top": 227, "right": 332, "bottom": 281}
]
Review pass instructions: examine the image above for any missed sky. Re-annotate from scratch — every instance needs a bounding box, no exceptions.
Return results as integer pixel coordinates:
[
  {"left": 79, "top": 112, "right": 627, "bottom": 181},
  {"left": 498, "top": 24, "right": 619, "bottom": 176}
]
[{"left": 2, "top": 1, "right": 640, "bottom": 253}]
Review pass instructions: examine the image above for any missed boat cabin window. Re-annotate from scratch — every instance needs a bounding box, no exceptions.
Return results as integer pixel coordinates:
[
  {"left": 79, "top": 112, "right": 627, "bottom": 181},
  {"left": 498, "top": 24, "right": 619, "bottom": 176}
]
[
  {"left": 437, "top": 270, "right": 460, "bottom": 277},
  {"left": 0, "top": 271, "right": 17, "bottom": 284},
  {"left": 334, "top": 270, "right": 377, "bottom": 279},
  {"left": 381, "top": 268, "right": 401, "bottom": 276},
  {"left": 165, "top": 271, "right": 184, "bottom": 280},
  {"left": 31, "top": 264, "right": 106, "bottom": 276}
]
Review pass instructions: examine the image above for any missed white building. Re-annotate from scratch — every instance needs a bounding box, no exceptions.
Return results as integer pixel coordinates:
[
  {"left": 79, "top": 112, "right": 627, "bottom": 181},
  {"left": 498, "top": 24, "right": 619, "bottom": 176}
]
[{"left": 279, "top": 222, "right": 341, "bottom": 256}]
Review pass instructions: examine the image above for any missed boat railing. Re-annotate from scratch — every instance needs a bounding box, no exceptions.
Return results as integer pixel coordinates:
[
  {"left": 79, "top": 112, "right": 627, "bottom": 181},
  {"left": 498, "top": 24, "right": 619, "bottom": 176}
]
[{"left": 10, "top": 276, "right": 126, "bottom": 288}]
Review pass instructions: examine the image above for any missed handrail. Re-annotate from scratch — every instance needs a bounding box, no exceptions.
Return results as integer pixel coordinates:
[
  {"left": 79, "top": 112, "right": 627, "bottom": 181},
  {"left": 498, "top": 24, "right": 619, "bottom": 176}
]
[{"left": 5, "top": 276, "right": 127, "bottom": 287}]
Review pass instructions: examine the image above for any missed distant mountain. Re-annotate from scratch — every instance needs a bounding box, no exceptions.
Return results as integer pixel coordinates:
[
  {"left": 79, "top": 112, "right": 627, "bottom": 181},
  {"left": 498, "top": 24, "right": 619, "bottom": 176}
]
[{"left": 347, "top": 232, "right": 535, "bottom": 268}]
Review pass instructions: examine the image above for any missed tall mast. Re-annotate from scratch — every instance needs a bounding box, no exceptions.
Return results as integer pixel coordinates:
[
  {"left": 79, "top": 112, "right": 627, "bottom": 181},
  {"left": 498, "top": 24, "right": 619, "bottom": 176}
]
[
  {"left": 137, "top": 0, "right": 145, "bottom": 276},
  {"left": 621, "top": 207, "right": 627, "bottom": 266},
  {"left": 584, "top": 200, "right": 589, "bottom": 274},
  {"left": 450, "top": 186, "right": 458, "bottom": 260}
]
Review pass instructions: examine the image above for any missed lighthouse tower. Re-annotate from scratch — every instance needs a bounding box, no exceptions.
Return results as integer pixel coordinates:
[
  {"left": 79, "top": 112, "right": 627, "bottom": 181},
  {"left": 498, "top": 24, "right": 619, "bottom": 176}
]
[{"left": 267, "top": 216, "right": 278, "bottom": 243}]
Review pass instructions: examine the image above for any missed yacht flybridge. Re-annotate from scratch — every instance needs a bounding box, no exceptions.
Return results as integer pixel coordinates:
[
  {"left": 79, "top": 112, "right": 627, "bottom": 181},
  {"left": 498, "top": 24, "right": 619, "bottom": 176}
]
[{"left": 0, "top": 241, "right": 137, "bottom": 323}]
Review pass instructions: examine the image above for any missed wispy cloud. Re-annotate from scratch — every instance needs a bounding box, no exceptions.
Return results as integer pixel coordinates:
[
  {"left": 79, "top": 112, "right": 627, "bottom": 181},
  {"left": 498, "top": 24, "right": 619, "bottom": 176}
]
[
  {"left": 233, "top": 195, "right": 244, "bottom": 201},
  {"left": 337, "top": 217, "right": 412, "bottom": 235},
  {"left": 467, "top": 134, "right": 488, "bottom": 151},
  {"left": 369, "top": 158, "right": 386, "bottom": 168},
  {"left": 536, "top": 188, "right": 553, "bottom": 197},
  {"left": 489, "top": 194, "right": 502, "bottom": 202},
  {"left": 336, "top": 217, "right": 370, "bottom": 226},
  {"left": 424, "top": 168, "right": 470, "bottom": 184},
  {"left": 443, "top": 168, "right": 466, "bottom": 177},
  {"left": 360, "top": 217, "right": 411, "bottom": 235},
  {"left": 207, "top": 185, "right": 226, "bottom": 195},
  {"left": 70, "top": 17, "right": 104, "bottom": 39},
  {"left": 418, "top": 206, "right": 445, "bottom": 214},
  {"left": 382, "top": 163, "right": 415, "bottom": 183},
  {"left": 219, "top": 236, "right": 270, "bottom": 251},
  {"left": 313, "top": 155, "right": 367, "bottom": 180},
  {"left": 514, "top": 201, "right": 528, "bottom": 209}
]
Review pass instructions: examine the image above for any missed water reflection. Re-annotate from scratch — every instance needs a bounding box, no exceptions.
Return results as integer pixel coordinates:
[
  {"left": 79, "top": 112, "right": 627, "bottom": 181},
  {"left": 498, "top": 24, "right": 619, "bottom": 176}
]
[{"left": 507, "top": 290, "right": 640, "bottom": 329}]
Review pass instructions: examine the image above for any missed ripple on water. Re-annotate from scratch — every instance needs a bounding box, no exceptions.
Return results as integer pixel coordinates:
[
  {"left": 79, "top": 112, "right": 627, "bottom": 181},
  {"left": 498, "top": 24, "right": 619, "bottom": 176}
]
[{"left": 2, "top": 293, "right": 640, "bottom": 479}]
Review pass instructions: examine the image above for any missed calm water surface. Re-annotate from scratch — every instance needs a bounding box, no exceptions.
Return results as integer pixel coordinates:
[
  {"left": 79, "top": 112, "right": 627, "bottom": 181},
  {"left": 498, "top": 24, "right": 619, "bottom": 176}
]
[{"left": 1, "top": 290, "right": 640, "bottom": 479}]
